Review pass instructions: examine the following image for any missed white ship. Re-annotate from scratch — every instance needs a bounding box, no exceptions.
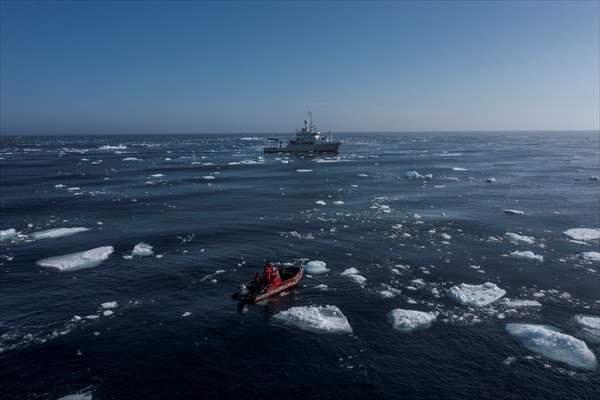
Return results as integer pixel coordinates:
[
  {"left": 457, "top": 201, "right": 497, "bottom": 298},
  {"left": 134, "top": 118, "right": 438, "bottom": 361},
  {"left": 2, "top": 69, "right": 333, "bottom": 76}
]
[{"left": 264, "top": 113, "right": 341, "bottom": 154}]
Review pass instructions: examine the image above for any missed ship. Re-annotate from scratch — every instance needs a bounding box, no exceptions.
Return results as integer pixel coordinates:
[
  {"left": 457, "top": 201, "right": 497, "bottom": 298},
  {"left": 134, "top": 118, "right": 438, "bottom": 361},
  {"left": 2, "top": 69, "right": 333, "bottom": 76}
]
[{"left": 264, "top": 112, "right": 341, "bottom": 154}]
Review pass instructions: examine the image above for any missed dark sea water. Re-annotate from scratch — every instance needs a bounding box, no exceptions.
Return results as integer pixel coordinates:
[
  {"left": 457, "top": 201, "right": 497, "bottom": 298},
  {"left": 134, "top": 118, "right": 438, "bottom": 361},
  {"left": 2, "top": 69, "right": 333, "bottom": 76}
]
[{"left": 1, "top": 132, "right": 599, "bottom": 400}]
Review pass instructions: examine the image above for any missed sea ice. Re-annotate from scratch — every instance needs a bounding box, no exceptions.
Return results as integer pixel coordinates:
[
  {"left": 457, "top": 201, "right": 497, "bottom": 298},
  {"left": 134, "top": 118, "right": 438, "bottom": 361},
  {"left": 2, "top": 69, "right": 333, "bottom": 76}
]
[
  {"left": 31, "top": 227, "right": 90, "bottom": 240},
  {"left": 563, "top": 228, "right": 600, "bottom": 241},
  {"left": 99, "top": 144, "right": 126, "bottom": 150},
  {"left": 452, "top": 167, "right": 468, "bottom": 171},
  {"left": 506, "top": 323, "right": 597, "bottom": 370},
  {"left": 36, "top": 246, "right": 114, "bottom": 271},
  {"left": 272, "top": 305, "right": 352, "bottom": 334},
  {"left": 333, "top": 200, "right": 344, "bottom": 205},
  {"left": 348, "top": 274, "right": 367, "bottom": 285},
  {"left": 576, "top": 252, "right": 600, "bottom": 262},
  {"left": 510, "top": 250, "right": 543, "bottom": 262},
  {"left": 131, "top": 242, "right": 154, "bottom": 256},
  {"left": 386, "top": 309, "right": 437, "bottom": 332},
  {"left": 101, "top": 301, "right": 118, "bottom": 309},
  {"left": 102, "top": 310, "right": 113, "bottom": 317},
  {"left": 504, "top": 209, "right": 525, "bottom": 215},
  {"left": 122, "top": 157, "right": 141, "bottom": 161},
  {"left": 447, "top": 282, "right": 506, "bottom": 307},
  {"left": 0, "top": 228, "right": 19, "bottom": 241},
  {"left": 304, "top": 260, "right": 330, "bottom": 274},
  {"left": 182, "top": 312, "right": 191, "bottom": 317},
  {"left": 574, "top": 314, "right": 600, "bottom": 330},
  {"left": 486, "top": 177, "right": 496, "bottom": 183},
  {"left": 341, "top": 267, "right": 360, "bottom": 276},
  {"left": 505, "top": 232, "right": 535, "bottom": 245},
  {"left": 315, "top": 200, "right": 327, "bottom": 206},
  {"left": 296, "top": 169, "right": 312, "bottom": 173}
]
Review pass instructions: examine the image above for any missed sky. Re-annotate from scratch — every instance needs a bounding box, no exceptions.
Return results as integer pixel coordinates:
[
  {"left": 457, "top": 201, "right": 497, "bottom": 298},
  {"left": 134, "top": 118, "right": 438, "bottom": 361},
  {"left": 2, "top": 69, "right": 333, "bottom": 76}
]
[{"left": 0, "top": 0, "right": 598, "bottom": 134}]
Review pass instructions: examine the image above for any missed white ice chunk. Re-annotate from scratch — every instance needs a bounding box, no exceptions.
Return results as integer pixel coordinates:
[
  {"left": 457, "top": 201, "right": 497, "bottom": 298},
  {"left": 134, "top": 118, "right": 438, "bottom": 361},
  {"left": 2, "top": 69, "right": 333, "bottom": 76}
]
[
  {"left": 506, "top": 323, "right": 597, "bottom": 370},
  {"left": 510, "top": 250, "right": 543, "bottom": 262},
  {"left": 102, "top": 310, "right": 113, "bottom": 317},
  {"left": 31, "top": 227, "right": 90, "bottom": 240},
  {"left": 405, "top": 170, "right": 432, "bottom": 180},
  {"left": 504, "top": 209, "right": 525, "bottom": 215},
  {"left": 0, "top": 228, "right": 19, "bottom": 241},
  {"left": 99, "top": 144, "right": 126, "bottom": 150},
  {"left": 122, "top": 157, "right": 141, "bottom": 161},
  {"left": 101, "top": 301, "right": 118, "bottom": 309},
  {"left": 574, "top": 314, "right": 600, "bottom": 330},
  {"left": 341, "top": 267, "right": 360, "bottom": 276},
  {"left": 486, "top": 177, "right": 496, "bottom": 183},
  {"left": 447, "top": 282, "right": 506, "bottom": 307},
  {"left": 182, "top": 312, "right": 191, "bottom": 317},
  {"left": 563, "top": 228, "right": 600, "bottom": 241},
  {"left": 296, "top": 169, "right": 313, "bottom": 173},
  {"left": 333, "top": 200, "right": 344, "bottom": 205},
  {"left": 304, "top": 260, "right": 330, "bottom": 274},
  {"left": 272, "top": 305, "right": 352, "bottom": 334},
  {"left": 131, "top": 242, "right": 154, "bottom": 257},
  {"left": 348, "top": 274, "right": 367, "bottom": 285},
  {"left": 315, "top": 200, "right": 327, "bottom": 206},
  {"left": 386, "top": 309, "right": 437, "bottom": 332},
  {"left": 505, "top": 232, "right": 535, "bottom": 245},
  {"left": 37, "top": 246, "right": 114, "bottom": 271},
  {"left": 451, "top": 167, "right": 468, "bottom": 171}
]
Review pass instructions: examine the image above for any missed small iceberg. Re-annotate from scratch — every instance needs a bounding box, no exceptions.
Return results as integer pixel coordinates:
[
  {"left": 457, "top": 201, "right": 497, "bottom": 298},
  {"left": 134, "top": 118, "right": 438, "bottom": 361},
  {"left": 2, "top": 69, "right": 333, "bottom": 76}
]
[
  {"left": 510, "top": 250, "right": 543, "bottom": 262},
  {"left": 447, "top": 282, "right": 506, "bottom": 307},
  {"left": 101, "top": 301, "right": 118, "bottom": 309},
  {"left": 37, "top": 246, "right": 114, "bottom": 271},
  {"left": 504, "top": 209, "right": 524, "bottom": 215},
  {"left": 31, "top": 227, "right": 90, "bottom": 240},
  {"left": 563, "top": 228, "right": 600, "bottom": 241},
  {"left": 131, "top": 242, "right": 154, "bottom": 257},
  {"left": 506, "top": 323, "right": 597, "bottom": 370},
  {"left": 272, "top": 305, "right": 352, "bottom": 334},
  {"left": 386, "top": 309, "right": 437, "bottom": 332},
  {"left": 315, "top": 200, "right": 327, "bottom": 206},
  {"left": 505, "top": 232, "right": 535, "bottom": 245},
  {"left": 304, "top": 260, "right": 330, "bottom": 274}
]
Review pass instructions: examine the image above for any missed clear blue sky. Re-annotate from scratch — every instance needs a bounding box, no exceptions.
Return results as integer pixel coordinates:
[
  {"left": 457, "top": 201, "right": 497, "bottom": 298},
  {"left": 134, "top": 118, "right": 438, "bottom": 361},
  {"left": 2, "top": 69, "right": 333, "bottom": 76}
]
[{"left": 1, "top": 0, "right": 598, "bottom": 134}]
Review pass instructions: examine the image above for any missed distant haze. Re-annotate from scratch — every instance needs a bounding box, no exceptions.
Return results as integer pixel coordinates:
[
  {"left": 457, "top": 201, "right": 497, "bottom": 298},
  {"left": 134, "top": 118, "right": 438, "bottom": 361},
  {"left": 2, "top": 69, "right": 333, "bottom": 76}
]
[{"left": 1, "top": 1, "right": 598, "bottom": 135}]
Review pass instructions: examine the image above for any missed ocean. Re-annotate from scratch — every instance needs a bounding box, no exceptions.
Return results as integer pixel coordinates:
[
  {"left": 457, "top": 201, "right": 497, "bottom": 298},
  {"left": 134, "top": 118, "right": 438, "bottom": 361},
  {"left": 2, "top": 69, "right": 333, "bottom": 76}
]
[{"left": 0, "top": 132, "right": 599, "bottom": 399}]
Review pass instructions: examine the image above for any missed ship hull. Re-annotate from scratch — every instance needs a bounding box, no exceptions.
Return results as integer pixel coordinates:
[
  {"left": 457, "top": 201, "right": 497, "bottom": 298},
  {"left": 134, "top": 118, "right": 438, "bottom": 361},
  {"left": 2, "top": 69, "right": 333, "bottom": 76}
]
[{"left": 264, "top": 142, "right": 340, "bottom": 154}]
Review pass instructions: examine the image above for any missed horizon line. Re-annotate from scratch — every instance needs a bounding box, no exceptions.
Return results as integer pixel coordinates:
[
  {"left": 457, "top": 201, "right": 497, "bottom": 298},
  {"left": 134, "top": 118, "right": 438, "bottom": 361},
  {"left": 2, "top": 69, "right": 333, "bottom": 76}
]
[{"left": 1, "top": 129, "right": 599, "bottom": 137}]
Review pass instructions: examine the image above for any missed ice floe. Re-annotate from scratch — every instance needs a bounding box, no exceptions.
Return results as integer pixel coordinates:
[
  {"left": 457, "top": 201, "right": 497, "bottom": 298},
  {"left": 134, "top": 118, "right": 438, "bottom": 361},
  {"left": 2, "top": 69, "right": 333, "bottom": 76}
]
[
  {"left": 499, "top": 298, "right": 542, "bottom": 308},
  {"left": 296, "top": 169, "right": 313, "bottom": 173},
  {"left": 510, "top": 250, "right": 543, "bottom": 262},
  {"left": 486, "top": 177, "right": 496, "bottom": 183},
  {"left": 447, "top": 282, "right": 506, "bottom": 307},
  {"left": 506, "top": 323, "right": 597, "bottom": 370},
  {"left": 272, "top": 305, "right": 352, "bottom": 334},
  {"left": 37, "top": 246, "right": 114, "bottom": 271},
  {"left": 386, "top": 309, "right": 437, "bottom": 332},
  {"left": 122, "top": 157, "right": 141, "bottom": 161},
  {"left": 0, "top": 228, "right": 19, "bottom": 242},
  {"left": 304, "top": 260, "right": 330, "bottom": 274},
  {"left": 31, "top": 227, "right": 90, "bottom": 240},
  {"left": 504, "top": 209, "right": 525, "bottom": 215},
  {"left": 131, "top": 242, "right": 154, "bottom": 257},
  {"left": 101, "top": 301, "right": 118, "bottom": 309},
  {"left": 340, "top": 267, "right": 367, "bottom": 285},
  {"left": 563, "top": 228, "right": 600, "bottom": 241},
  {"left": 505, "top": 232, "right": 535, "bottom": 245},
  {"left": 315, "top": 200, "right": 327, "bottom": 206}
]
